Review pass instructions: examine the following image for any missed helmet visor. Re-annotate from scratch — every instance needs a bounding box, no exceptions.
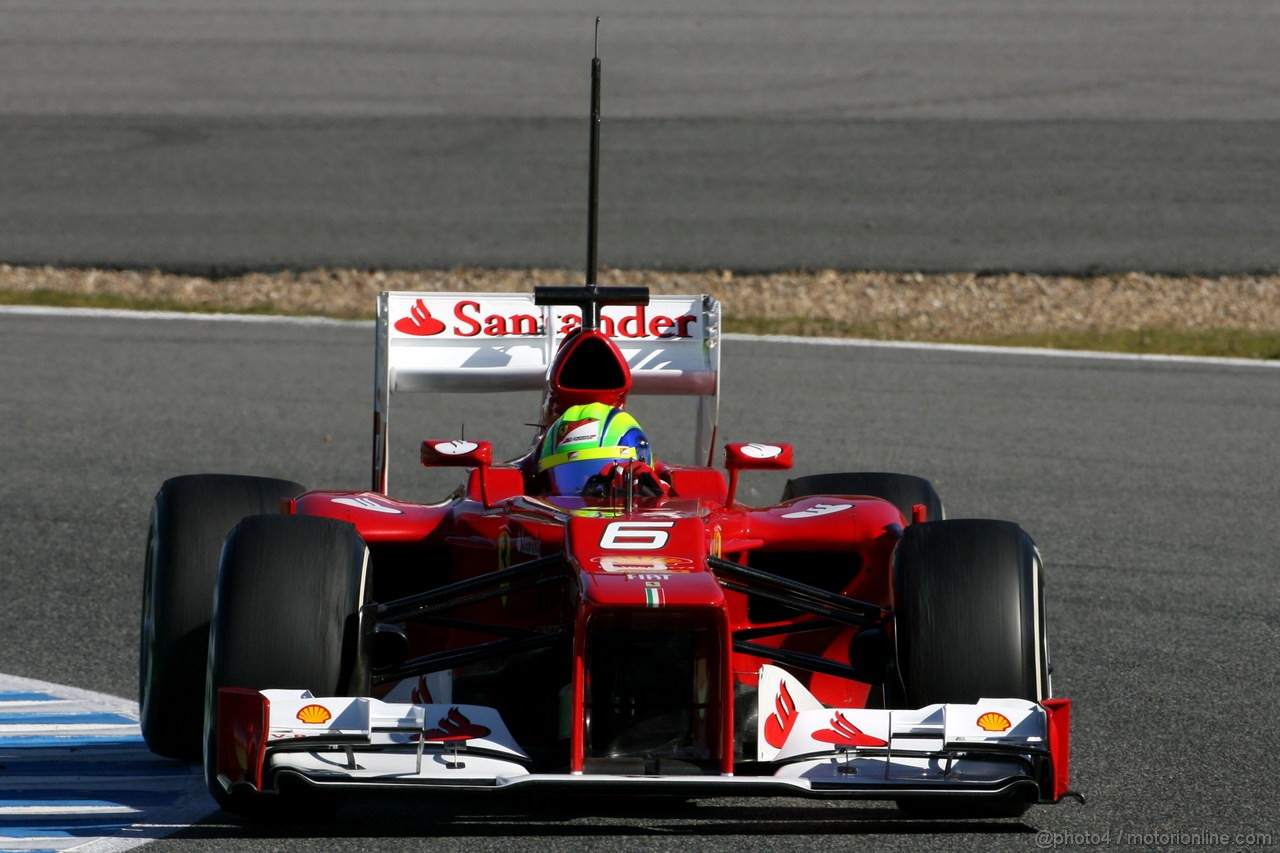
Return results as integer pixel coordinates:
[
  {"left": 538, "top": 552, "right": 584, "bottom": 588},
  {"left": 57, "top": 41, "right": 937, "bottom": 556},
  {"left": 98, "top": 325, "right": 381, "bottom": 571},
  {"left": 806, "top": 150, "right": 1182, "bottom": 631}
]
[{"left": 546, "top": 458, "right": 617, "bottom": 496}]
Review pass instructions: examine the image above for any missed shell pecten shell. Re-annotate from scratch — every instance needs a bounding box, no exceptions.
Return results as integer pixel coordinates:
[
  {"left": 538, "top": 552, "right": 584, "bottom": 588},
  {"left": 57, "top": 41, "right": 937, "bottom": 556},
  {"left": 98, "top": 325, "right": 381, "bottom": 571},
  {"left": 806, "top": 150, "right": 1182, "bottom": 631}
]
[
  {"left": 976, "top": 711, "right": 1012, "bottom": 732},
  {"left": 296, "top": 703, "right": 333, "bottom": 725}
]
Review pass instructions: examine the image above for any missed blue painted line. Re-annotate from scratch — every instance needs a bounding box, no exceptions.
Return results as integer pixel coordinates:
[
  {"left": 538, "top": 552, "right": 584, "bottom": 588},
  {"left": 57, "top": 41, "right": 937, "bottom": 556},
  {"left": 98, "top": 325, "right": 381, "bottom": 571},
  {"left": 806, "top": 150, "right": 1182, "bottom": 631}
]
[
  {"left": 0, "top": 800, "right": 133, "bottom": 810},
  {"left": 0, "top": 818, "right": 135, "bottom": 828},
  {"left": 0, "top": 829, "right": 72, "bottom": 837},
  {"left": 1, "top": 789, "right": 180, "bottom": 805},
  {"left": 0, "top": 742, "right": 149, "bottom": 753},
  {"left": 0, "top": 693, "right": 59, "bottom": 702},
  {"left": 0, "top": 736, "right": 145, "bottom": 748},
  {"left": 0, "top": 740, "right": 147, "bottom": 753},
  {"left": 0, "top": 820, "right": 135, "bottom": 832},
  {"left": 0, "top": 674, "right": 213, "bottom": 850},
  {"left": 0, "top": 819, "right": 133, "bottom": 824},
  {"left": 0, "top": 713, "right": 136, "bottom": 726},
  {"left": 0, "top": 824, "right": 73, "bottom": 835},
  {"left": 1, "top": 784, "right": 180, "bottom": 801}
]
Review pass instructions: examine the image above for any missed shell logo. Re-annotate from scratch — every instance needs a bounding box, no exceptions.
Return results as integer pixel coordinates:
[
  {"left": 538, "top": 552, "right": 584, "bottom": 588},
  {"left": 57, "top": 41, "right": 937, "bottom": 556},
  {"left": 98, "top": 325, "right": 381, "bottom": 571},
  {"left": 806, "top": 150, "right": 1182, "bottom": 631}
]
[
  {"left": 592, "top": 555, "right": 695, "bottom": 573},
  {"left": 976, "top": 711, "right": 1012, "bottom": 732},
  {"left": 296, "top": 704, "right": 333, "bottom": 725}
]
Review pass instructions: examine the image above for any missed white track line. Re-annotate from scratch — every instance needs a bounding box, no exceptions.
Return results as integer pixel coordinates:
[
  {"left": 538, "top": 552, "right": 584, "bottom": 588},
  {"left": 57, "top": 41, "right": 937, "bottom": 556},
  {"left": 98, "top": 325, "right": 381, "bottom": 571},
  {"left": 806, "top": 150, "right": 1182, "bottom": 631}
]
[
  {"left": 0, "top": 304, "right": 363, "bottom": 327},
  {"left": 3, "top": 304, "right": 1277, "bottom": 368},
  {"left": 723, "top": 332, "right": 1280, "bottom": 368}
]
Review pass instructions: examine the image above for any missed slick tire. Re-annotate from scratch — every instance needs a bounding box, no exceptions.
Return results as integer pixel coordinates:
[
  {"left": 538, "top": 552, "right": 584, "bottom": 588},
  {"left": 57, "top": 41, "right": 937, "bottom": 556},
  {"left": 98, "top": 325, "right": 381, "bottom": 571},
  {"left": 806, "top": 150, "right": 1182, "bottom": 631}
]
[
  {"left": 204, "top": 514, "right": 369, "bottom": 817},
  {"left": 890, "top": 518, "right": 1050, "bottom": 819},
  {"left": 140, "top": 474, "right": 305, "bottom": 762},
  {"left": 781, "top": 472, "right": 944, "bottom": 523}
]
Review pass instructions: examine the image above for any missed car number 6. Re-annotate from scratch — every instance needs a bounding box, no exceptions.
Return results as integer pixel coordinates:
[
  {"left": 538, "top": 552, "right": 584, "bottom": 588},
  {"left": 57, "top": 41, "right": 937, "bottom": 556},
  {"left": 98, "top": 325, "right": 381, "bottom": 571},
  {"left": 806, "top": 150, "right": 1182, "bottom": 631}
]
[{"left": 600, "top": 521, "right": 675, "bottom": 550}]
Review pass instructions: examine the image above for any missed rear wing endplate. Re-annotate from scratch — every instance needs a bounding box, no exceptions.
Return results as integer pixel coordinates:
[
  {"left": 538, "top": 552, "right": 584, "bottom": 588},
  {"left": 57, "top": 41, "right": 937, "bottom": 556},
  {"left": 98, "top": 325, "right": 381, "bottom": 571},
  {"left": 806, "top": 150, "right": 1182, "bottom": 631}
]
[{"left": 373, "top": 291, "right": 721, "bottom": 494}]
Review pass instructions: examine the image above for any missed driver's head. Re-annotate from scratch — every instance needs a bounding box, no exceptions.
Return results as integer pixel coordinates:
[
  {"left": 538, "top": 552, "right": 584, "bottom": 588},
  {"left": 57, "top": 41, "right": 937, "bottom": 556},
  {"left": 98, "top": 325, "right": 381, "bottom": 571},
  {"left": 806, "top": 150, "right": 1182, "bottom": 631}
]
[{"left": 537, "top": 403, "right": 652, "bottom": 495}]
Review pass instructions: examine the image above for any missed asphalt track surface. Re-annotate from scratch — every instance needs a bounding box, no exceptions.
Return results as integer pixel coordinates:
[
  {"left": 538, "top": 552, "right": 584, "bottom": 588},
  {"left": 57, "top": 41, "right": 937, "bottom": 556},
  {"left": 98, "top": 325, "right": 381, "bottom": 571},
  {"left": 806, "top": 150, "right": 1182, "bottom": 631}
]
[
  {"left": 1, "top": 309, "right": 1277, "bottom": 850},
  {"left": 2, "top": 2, "right": 1278, "bottom": 849},
  {"left": 1, "top": 0, "right": 1279, "bottom": 273}
]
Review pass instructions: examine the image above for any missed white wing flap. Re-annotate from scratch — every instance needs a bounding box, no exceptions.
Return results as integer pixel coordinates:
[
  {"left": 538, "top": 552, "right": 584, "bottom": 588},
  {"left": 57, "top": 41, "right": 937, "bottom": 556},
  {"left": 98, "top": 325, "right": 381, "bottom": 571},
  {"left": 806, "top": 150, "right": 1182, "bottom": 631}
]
[
  {"left": 381, "top": 292, "right": 719, "bottom": 394},
  {"left": 249, "top": 686, "right": 1050, "bottom": 793},
  {"left": 263, "top": 692, "right": 529, "bottom": 760},
  {"left": 756, "top": 665, "right": 1047, "bottom": 762},
  {"left": 773, "top": 701, "right": 1047, "bottom": 762},
  {"left": 372, "top": 290, "right": 721, "bottom": 492}
]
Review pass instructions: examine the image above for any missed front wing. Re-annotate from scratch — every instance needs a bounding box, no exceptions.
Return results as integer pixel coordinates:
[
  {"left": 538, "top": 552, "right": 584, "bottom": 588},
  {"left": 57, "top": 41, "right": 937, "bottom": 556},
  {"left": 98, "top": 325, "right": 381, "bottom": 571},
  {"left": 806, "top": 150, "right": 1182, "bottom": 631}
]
[{"left": 214, "top": 688, "right": 1072, "bottom": 804}]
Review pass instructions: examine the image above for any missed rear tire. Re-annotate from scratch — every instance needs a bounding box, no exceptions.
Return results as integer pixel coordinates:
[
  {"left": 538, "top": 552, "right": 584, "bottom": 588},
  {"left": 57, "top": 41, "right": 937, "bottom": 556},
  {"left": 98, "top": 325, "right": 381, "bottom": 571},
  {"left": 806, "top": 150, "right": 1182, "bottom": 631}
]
[
  {"left": 890, "top": 518, "right": 1049, "bottom": 818},
  {"left": 782, "top": 472, "right": 944, "bottom": 523},
  {"left": 140, "top": 474, "right": 305, "bottom": 761},
  {"left": 204, "top": 514, "right": 369, "bottom": 816}
]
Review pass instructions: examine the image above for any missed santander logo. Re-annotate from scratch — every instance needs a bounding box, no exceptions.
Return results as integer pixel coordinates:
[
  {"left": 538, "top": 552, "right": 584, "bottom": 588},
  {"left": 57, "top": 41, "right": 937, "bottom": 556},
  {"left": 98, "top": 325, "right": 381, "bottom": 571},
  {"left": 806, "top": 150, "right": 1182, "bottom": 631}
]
[
  {"left": 419, "top": 707, "right": 492, "bottom": 742},
  {"left": 764, "top": 682, "right": 800, "bottom": 749},
  {"left": 392, "top": 298, "right": 698, "bottom": 340},
  {"left": 394, "top": 300, "right": 447, "bottom": 336},
  {"left": 811, "top": 711, "right": 888, "bottom": 747},
  {"left": 433, "top": 440, "right": 479, "bottom": 456},
  {"left": 741, "top": 443, "right": 784, "bottom": 460}
]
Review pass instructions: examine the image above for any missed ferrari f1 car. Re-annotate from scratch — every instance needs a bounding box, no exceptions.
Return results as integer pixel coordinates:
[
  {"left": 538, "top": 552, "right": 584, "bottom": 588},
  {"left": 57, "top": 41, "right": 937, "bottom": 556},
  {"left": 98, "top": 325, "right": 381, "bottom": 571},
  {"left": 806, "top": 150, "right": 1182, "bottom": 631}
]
[
  {"left": 138, "top": 44, "right": 1072, "bottom": 819},
  {"left": 139, "top": 284, "right": 1073, "bottom": 818}
]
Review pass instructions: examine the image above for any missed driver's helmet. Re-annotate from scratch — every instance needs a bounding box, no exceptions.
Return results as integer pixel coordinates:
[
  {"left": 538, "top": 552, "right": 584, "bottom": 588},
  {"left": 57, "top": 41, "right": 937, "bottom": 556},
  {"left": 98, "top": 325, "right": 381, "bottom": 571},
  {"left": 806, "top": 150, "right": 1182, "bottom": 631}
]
[{"left": 537, "top": 403, "right": 652, "bottom": 495}]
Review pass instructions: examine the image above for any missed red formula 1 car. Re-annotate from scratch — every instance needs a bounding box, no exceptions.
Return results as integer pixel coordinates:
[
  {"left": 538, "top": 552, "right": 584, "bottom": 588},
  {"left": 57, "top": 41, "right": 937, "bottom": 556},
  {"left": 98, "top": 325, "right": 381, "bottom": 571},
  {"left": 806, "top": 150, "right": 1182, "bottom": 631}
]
[
  {"left": 139, "top": 284, "right": 1073, "bottom": 819},
  {"left": 138, "top": 47, "right": 1072, "bottom": 819}
]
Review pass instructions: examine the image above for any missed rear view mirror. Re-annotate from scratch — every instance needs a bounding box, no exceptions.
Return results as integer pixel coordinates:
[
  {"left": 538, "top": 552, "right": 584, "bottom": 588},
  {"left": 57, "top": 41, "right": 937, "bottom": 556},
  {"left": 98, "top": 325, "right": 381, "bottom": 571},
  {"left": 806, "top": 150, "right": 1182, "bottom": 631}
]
[
  {"left": 723, "top": 443, "right": 793, "bottom": 505},
  {"left": 420, "top": 440, "right": 493, "bottom": 469},
  {"left": 724, "top": 443, "right": 794, "bottom": 471}
]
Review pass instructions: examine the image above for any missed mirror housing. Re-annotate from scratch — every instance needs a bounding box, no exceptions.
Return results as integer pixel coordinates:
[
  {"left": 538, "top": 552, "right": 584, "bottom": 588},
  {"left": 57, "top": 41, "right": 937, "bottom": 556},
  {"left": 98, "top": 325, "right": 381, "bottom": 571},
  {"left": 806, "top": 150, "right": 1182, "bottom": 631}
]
[
  {"left": 724, "top": 443, "right": 794, "bottom": 471},
  {"left": 420, "top": 439, "right": 493, "bottom": 469},
  {"left": 723, "top": 443, "right": 793, "bottom": 505},
  {"left": 422, "top": 440, "right": 498, "bottom": 507}
]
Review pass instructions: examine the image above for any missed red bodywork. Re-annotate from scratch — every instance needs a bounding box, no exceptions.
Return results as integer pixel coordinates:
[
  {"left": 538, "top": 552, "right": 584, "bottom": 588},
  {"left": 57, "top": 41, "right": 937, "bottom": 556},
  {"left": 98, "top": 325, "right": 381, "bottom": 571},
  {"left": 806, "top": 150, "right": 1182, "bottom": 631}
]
[
  {"left": 256, "top": 323, "right": 1069, "bottom": 799},
  {"left": 291, "top": 469, "right": 907, "bottom": 774},
  {"left": 204, "top": 300, "right": 1075, "bottom": 809}
]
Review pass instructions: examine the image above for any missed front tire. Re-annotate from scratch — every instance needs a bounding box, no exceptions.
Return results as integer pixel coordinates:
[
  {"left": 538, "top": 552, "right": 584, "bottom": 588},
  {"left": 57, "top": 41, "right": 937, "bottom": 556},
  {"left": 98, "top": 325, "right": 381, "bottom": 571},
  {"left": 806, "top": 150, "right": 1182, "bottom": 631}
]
[
  {"left": 891, "top": 518, "right": 1049, "bottom": 818},
  {"left": 892, "top": 519, "right": 1048, "bottom": 706},
  {"left": 140, "top": 474, "right": 305, "bottom": 761},
  {"left": 204, "top": 514, "right": 369, "bottom": 816}
]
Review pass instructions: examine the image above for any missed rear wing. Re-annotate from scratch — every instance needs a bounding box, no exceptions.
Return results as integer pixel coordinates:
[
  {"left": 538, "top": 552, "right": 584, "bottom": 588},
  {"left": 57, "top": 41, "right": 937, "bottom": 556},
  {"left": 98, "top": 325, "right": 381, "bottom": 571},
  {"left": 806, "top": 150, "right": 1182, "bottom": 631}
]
[{"left": 372, "top": 291, "right": 721, "bottom": 494}]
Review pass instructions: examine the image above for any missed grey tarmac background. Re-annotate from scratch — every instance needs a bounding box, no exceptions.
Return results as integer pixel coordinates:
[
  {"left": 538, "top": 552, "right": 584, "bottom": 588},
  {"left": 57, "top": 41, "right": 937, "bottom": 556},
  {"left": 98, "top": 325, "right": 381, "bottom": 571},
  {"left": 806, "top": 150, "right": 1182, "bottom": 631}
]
[
  {"left": 0, "top": 0, "right": 1278, "bottom": 273},
  {"left": 1, "top": 0, "right": 1278, "bottom": 849}
]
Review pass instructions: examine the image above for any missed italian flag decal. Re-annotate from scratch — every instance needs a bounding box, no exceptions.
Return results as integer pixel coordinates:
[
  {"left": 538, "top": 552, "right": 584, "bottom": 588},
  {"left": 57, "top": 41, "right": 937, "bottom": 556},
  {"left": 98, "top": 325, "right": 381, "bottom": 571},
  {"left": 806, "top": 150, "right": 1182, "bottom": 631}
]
[{"left": 644, "top": 584, "right": 665, "bottom": 608}]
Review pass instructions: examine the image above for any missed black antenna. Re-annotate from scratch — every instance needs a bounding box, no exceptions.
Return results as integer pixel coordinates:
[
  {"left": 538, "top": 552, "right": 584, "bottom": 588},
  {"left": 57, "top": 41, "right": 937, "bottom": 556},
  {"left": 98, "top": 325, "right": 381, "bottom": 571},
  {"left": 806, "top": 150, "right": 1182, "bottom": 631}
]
[
  {"left": 584, "top": 16, "right": 603, "bottom": 328},
  {"left": 534, "top": 19, "right": 649, "bottom": 326}
]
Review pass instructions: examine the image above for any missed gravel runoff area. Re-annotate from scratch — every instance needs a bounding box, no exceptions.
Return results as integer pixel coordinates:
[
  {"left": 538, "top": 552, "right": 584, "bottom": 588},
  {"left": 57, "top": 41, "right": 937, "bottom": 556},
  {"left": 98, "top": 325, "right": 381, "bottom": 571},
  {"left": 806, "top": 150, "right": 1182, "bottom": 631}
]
[{"left": 4, "top": 265, "right": 1280, "bottom": 349}]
